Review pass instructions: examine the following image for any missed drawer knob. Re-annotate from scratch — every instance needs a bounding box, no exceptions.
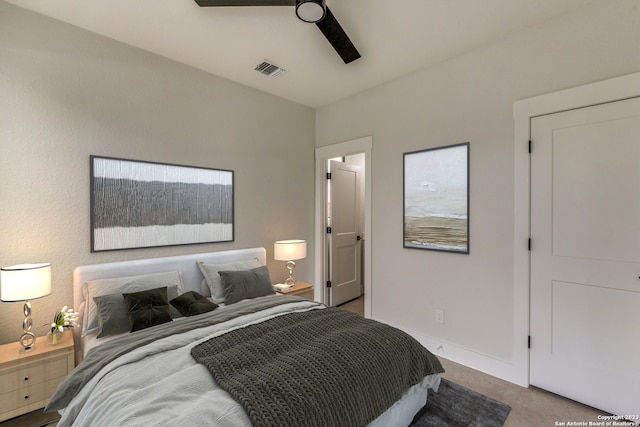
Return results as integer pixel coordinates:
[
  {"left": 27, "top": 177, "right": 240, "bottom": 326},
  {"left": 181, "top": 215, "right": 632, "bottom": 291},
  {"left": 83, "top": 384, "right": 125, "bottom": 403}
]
[
  {"left": 24, "top": 395, "right": 29, "bottom": 400},
  {"left": 24, "top": 376, "right": 29, "bottom": 381}
]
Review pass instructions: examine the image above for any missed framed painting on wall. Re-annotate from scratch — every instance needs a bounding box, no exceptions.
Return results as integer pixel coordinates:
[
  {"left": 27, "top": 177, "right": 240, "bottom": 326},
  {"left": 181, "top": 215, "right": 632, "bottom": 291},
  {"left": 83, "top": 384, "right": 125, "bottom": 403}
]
[
  {"left": 403, "top": 142, "right": 469, "bottom": 253},
  {"left": 90, "top": 156, "right": 234, "bottom": 252}
]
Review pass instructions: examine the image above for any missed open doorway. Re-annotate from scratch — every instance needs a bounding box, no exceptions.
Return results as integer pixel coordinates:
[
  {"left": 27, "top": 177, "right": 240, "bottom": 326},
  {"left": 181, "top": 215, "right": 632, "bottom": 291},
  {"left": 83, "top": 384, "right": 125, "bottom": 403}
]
[{"left": 314, "top": 136, "right": 372, "bottom": 318}]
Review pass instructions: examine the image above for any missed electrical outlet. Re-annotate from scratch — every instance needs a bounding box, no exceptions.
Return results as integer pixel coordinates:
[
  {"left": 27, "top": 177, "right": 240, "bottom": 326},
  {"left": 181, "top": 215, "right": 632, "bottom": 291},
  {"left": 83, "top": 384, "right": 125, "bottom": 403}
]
[{"left": 435, "top": 309, "right": 445, "bottom": 324}]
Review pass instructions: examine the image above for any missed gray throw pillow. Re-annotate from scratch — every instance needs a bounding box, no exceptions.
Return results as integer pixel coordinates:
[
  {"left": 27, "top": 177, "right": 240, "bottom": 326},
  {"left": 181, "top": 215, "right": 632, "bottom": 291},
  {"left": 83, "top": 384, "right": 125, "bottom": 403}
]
[
  {"left": 197, "top": 259, "right": 261, "bottom": 304},
  {"left": 170, "top": 291, "right": 218, "bottom": 317},
  {"left": 94, "top": 284, "right": 181, "bottom": 338},
  {"left": 122, "top": 287, "right": 172, "bottom": 332},
  {"left": 218, "top": 265, "right": 274, "bottom": 305},
  {"left": 83, "top": 270, "right": 184, "bottom": 337}
]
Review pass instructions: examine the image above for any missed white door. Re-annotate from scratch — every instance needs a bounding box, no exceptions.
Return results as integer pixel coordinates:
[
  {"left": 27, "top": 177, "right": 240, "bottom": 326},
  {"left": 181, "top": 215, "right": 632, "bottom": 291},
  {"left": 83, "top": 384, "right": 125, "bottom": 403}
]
[
  {"left": 530, "top": 97, "right": 640, "bottom": 415},
  {"left": 328, "top": 160, "right": 362, "bottom": 306}
]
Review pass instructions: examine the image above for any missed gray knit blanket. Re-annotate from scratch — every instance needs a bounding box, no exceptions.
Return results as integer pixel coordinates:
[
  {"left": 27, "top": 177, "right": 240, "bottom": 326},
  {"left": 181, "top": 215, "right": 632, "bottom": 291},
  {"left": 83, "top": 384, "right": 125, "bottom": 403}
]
[{"left": 191, "top": 307, "right": 444, "bottom": 427}]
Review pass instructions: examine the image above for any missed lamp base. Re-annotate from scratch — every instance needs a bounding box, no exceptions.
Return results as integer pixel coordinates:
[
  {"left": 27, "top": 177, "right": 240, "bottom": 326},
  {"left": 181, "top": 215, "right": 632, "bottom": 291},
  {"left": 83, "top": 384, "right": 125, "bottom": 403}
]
[
  {"left": 19, "top": 331, "right": 36, "bottom": 352},
  {"left": 20, "top": 301, "right": 36, "bottom": 351},
  {"left": 285, "top": 261, "right": 296, "bottom": 285}
]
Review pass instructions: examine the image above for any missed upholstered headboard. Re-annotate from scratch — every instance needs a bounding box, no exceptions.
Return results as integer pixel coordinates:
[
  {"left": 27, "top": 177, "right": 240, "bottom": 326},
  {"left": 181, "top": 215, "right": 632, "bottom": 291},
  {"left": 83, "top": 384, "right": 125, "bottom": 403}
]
[
  {"left": 71, "top": 247, "right": 266, "bottom": 362},
  {"left": 73, "top": 248, "right": 266, "bottom": 311}
]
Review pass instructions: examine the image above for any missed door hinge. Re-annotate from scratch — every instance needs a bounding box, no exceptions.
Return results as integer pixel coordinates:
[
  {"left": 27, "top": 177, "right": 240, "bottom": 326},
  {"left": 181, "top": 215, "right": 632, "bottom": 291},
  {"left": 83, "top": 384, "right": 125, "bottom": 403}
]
[
  {"left": 326, "top": 172, "right": 332, "bottom": 179},
  {"left": 326, "top": 226, "right": 332, "bottom": 234},
  {"left": 528, "top": 140, "right": 532, "bottom": 153},
  {"left": 528, "top": 238, "right": 531, "bottom": 251},
  {"left": 326, "top": 280, "right": 332, "bottom": 288},
  {"left": 528, "top": 335, "right": 531, "bottom": 349}
]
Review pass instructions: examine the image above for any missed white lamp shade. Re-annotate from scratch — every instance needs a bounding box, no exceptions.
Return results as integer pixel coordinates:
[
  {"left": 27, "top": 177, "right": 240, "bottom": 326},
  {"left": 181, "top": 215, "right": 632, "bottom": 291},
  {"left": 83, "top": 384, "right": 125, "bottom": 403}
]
[
  {"left": 1, "top": 263, "right": 52, "bottom": 302},
  {"left": 274, "top": 240, "right": 307, "bottom": 261}
]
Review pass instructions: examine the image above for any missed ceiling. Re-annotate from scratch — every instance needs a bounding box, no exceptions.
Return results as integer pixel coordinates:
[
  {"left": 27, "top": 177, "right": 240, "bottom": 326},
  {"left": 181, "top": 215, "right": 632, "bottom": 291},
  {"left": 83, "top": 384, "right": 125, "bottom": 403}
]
[{"left": 6, "top": 0, "right": 593, "bottom": 108}]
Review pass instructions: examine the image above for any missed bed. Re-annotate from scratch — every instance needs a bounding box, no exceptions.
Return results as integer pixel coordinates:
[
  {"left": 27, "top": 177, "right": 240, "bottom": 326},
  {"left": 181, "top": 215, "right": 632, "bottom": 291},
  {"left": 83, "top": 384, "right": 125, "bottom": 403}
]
[{"left": 46, "top": 247, "right": 443, "bottom": 426}]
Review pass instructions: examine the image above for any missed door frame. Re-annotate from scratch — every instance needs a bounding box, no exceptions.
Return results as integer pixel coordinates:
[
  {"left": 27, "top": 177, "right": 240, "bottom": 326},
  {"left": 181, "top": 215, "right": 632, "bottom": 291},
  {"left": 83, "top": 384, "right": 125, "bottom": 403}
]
[
  {"left": 513, "top": 72, "right": 640, "bottom": 387},
  {"left": 314, "top": 136, "right": 372, "bottom": 317}
]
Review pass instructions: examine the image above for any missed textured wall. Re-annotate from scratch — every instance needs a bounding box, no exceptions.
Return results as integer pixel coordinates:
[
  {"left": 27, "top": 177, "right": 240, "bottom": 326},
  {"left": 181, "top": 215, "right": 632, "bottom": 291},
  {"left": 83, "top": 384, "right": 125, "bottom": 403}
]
[
  {"left": 316, "top": 0, "right": 640, "bottom": 381},
  {"left": 0, "top": 2, "right": 315, "bottom": 345}
]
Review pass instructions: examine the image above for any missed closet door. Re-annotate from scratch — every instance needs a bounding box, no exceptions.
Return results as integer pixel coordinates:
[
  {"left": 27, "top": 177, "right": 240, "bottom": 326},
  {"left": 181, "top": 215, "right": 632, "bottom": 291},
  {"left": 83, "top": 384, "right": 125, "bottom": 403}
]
[{"left": 530, "top": 97, "right": 640, "bottom": 415}]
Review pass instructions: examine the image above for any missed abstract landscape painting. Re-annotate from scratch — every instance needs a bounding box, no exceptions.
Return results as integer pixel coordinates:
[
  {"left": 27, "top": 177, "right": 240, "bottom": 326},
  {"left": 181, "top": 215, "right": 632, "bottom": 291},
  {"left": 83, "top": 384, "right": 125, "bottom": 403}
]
[
  {"left": 403, "top": 143, "right": 469, "bottom": 253},
  {"left": 91, "top": 156, "right": 233, "bottom": 251}
]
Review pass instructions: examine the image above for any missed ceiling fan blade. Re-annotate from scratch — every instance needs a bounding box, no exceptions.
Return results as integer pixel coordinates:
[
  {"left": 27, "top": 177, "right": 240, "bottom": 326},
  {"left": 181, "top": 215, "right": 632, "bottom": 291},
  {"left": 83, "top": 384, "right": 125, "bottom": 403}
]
[
  {"left": 194, "top": 0, "right": 295, "bottom": 6},
  {"left": 315, "top": 6, "right": 360, "bottom": 64},
  {"left": 194, "top": 1, "right": 361, "bottom": 64}
]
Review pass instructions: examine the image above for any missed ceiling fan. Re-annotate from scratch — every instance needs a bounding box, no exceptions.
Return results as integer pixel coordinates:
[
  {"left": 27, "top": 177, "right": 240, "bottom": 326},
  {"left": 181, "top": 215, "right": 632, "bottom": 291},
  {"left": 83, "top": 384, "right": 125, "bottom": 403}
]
[{"left": 193, "top": 0, "right": 361, "bottom": 64}]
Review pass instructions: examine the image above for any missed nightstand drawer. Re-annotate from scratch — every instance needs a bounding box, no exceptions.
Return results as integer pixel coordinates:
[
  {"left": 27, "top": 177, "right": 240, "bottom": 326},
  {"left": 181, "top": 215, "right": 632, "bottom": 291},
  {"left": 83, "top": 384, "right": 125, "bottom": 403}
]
[
  {"left": 0, "top": 376, "right": 64, "bottom": 414},
  {"left": 0, "top": 333, "right": 74, "bottom": 421},
  {"left": 294, "top": 289, "right": 314, "bottom": 300},
  {"left": 0, "top": 356, "right": 69, "bottom": 394}
]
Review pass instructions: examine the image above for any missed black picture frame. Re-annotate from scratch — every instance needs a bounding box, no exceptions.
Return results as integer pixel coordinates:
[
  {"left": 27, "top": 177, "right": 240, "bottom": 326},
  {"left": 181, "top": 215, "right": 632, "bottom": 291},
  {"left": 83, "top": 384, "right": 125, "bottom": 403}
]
[
  {"left": 90, "top": 156, "right": 234, "bottom": 252},
  {"left": 403, "top": 142, "right": 469, "bottom": 254}
]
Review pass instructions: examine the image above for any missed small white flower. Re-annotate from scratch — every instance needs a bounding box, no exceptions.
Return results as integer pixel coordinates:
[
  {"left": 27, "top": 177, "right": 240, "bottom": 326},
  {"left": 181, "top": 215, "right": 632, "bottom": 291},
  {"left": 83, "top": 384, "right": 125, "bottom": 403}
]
[{"left": 47, "top": 306, "right": 79, "bottom": 333}]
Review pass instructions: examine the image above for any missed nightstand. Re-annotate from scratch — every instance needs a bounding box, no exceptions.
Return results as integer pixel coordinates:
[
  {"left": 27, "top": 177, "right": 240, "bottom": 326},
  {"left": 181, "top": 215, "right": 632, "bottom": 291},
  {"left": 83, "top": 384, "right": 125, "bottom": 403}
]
[
  {"left": 275, "top": 281, "right": 314, "bottom": 300},
  {"left": 0, "top": 332, "right": 74, "bottom": 422}
]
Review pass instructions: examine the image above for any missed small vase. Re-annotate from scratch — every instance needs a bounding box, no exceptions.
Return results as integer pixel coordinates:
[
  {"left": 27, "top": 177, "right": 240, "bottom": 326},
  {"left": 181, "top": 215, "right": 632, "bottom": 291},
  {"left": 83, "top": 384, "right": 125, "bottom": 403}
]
[{"left": 46, "top": 329, "right": 65, "bottom": 345}]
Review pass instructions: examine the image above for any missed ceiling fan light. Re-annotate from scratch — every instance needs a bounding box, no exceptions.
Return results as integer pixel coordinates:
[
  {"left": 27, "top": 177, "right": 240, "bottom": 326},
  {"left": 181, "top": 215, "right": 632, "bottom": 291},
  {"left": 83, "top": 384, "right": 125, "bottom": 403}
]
[{"left": 295, "top": 0, "right": 325, "bottom": 23}]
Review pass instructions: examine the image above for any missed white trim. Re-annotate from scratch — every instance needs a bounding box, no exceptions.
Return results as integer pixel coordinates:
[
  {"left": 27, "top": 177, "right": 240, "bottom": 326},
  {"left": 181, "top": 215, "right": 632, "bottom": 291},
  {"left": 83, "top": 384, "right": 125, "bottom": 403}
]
[
  {"left": 513, "top": 72, "right": 640, "bottom": 387},
  {"left": 315, "top": 136, "right": 373, "bottom": 318},
  {"left": 381, "top": 317, "right": 521, "bottom": 385}
]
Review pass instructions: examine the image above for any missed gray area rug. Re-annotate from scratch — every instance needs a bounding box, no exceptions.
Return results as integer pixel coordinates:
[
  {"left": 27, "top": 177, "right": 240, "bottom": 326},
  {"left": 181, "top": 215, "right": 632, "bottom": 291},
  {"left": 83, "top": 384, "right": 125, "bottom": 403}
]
[{"left": 411, "top": 378, "right": 511, "bottom": 427}]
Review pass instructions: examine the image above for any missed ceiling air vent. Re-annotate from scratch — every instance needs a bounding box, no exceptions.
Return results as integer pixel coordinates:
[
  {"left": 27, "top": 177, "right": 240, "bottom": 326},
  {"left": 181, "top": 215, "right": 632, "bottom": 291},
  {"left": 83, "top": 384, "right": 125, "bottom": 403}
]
[{"left": 254, "top": 60, "right": 286, "bottom": 78}]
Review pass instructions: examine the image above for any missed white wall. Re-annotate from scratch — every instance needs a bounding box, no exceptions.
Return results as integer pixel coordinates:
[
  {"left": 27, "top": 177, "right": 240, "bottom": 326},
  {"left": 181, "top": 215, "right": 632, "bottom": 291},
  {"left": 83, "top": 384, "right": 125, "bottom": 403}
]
[
  {"left": 315, "top": 0, "right": 640, "bottom": 384},
  {"left": 0, "top": 2, "right": 315, "bottom": 345}
]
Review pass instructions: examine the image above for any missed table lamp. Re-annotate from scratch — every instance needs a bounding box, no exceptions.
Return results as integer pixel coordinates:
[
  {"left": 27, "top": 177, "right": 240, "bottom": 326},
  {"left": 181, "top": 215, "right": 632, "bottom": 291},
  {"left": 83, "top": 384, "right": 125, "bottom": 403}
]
[
  {"left": 274, "top": 240, "right": 307, "bottom": 286},
  {"left": 1, "top": 263, "right": 52, "bottom": 351}
]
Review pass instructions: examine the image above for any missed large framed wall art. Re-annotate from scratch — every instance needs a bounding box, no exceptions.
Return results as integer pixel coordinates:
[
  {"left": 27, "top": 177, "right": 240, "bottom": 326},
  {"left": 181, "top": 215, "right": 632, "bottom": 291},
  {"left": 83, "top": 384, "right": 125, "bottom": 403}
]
[
  {"left": 403, "top": 142, "right": 469, "bottom": 254},
  {"left": 91, "top": 156, "right": 234, "bottom": 252}
]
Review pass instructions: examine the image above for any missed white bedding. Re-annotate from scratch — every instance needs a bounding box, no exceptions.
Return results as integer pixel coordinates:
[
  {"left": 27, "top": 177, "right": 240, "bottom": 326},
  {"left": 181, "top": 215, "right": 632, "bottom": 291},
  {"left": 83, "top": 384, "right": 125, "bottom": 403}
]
[
  {"left": 60, "top": 299, "right": 439, "bottom": 426},
  {"left": 81, "top": 311, "right": 193, "bottom": 357},
  {"left": 61, "top": 300, "right": 319, "bottom": 426},
  {"left": 63, "top": 248, "right": 441, "bottom": 427}
]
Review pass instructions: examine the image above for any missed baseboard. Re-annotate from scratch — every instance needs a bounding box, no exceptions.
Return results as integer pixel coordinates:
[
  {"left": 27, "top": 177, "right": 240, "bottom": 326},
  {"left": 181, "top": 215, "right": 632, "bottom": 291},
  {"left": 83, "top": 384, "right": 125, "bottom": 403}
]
[{"left": 382, "top": 319, "right": 529, "bottom": 388}]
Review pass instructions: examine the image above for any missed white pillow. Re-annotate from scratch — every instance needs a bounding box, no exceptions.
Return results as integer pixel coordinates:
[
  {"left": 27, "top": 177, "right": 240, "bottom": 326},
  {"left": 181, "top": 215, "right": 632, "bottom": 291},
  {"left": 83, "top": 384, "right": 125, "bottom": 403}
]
[
  {"left": 200, "top": 279, "right": 212, "bottom": 297},
  {"left": 82, "top": 270, "right": 184, "bottom": 337},
  {"left": 197, "top": 259, "right": 261, "bottom": 304}
]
